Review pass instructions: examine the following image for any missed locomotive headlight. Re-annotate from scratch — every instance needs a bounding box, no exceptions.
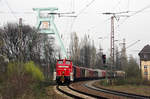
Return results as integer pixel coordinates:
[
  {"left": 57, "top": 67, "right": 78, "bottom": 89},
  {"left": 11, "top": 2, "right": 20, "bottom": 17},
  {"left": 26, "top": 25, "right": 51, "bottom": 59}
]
[{"left": 64, "top": 69, "right": 66, "bottom": 70}]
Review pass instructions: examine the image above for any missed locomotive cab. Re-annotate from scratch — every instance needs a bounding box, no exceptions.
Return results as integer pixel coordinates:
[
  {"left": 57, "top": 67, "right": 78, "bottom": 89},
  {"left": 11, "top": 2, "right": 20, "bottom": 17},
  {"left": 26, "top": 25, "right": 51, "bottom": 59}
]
[{"left": 54, "top": 59, "right": 73, "bottom": 84}]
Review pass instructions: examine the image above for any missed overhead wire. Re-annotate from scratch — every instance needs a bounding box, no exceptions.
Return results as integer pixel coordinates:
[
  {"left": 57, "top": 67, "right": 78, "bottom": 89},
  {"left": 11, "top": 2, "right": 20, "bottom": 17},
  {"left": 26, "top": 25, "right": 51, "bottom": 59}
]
[
  {"left": 127, "top": 0, "right": 130, "bottom": 11},
  {"left": 69, "top": 0, "right": 75, "bottom": 33},
  {"left": 99, "top": 0, "right": 123, "bottom": 46},
  {"left": 77, "top": 0, "right": 95, "bottom": 16},
  {"left": 69, "top": 0, "right": 96, "bottom": 33},
  {"left": 100, "top": 0, "right": 131, "bottom": 51},
  {"left": 130, "top": 4, "right": 150, "bottom": 17},
  {"left": 3, "top": 0, "right": 18, "bottom": 20},
  {"left": 126, "top": 40, "right": 140, "bottom": 49},
  {"left": 119, "top": 4, "right": 150, "bottom": 26},
  {"left": 0, "top": 11, "right": 34, "bottom": 14},
  {"left": 70, "top": 0, "right": 96, "bottom": 30},
  {"left": 64, "top": 0, "right": 76, "bottom": 35},
  {"left": 68, "top": 0, "right": 75, "bottom": 33},
  {"left": 62, "top": 0, "right": 76, "bottom": 51},
  {"left": 114, "top": 0, "right": 124, "bottom": 42},
  {"left": 112, "top": 0, "right": 121, "bottom": 11},
  {"left": 111, "top": 1, "right": 150, "bottom": 39},
  {"left": 117, "top": 3, "right": 150, "bottom": 53}
]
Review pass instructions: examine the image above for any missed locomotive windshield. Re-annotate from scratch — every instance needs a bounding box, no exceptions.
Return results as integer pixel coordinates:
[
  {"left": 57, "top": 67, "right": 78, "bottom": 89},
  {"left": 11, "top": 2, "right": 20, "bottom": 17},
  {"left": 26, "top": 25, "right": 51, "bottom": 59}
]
[
  {"left": 66, "top": 61, "right": 71, "bottom": 65},
  {"left": 58, "top": 60, "right": 63, "bottom": 64}
]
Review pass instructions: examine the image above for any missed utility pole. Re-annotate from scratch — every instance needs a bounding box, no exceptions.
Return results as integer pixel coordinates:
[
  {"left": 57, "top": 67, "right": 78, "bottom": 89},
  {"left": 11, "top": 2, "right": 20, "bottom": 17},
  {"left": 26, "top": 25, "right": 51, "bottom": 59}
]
[
  {"left": 111, "top": 16, "right": 115, "bottom": 70},
  {"left": 103, "top": 11, "right": 129, "bottom": 71},
  {"left": 122, "top": 38, "right": 126, "bottom": 57}
]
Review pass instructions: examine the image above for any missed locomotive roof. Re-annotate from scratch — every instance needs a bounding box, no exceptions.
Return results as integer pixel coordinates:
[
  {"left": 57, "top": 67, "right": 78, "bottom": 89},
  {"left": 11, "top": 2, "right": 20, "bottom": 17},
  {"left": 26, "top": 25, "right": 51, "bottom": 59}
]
[{"left": 57, "top": 59, "right": 72, "bottom": 61}]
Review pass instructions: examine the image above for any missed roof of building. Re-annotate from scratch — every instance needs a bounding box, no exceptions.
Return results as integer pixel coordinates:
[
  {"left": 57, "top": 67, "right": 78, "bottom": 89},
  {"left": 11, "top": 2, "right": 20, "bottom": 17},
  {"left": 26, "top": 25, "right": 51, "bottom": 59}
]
[{"left": 139, "top": 44, "right": 150, "bottom": 55}]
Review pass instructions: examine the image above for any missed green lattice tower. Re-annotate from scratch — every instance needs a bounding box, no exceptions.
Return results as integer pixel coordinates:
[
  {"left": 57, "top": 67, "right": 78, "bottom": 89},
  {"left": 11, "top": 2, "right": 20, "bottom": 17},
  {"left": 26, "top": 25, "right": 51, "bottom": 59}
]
[{"left": 33, "top": 7, "right": 68, "bottom": 59}]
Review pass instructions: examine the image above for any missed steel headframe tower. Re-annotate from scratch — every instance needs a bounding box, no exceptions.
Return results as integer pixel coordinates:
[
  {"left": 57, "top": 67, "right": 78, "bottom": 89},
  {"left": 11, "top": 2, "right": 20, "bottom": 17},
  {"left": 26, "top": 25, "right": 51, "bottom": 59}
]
[
  {"left": 33, "top": 7, "right": 68, "bottom": 59},
  {"left": 103, "top": 11, "right": 129, "bottom": 70}
]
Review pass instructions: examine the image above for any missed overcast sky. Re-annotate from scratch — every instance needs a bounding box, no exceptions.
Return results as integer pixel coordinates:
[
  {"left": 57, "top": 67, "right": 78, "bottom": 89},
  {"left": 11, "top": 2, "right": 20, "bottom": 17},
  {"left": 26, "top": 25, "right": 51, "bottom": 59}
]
[{"left": 0, "top": 0, "right": 150, "bottom": 59}]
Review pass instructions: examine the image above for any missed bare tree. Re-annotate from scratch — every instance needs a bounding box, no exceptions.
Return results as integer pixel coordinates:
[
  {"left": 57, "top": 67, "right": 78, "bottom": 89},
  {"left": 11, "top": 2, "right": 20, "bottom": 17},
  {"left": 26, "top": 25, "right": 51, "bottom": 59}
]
[
  {"left": 69, "top": 33, "right": 100, "bottom": 68},
  {"left": 0, "top": 23, "right": 40, "bottom": 62},
  {"left": 95, "top": 44, "right": 103, "bottom": 69},
  {"left": 90, "top": 40, "right": 96, "bottom": 68},
  {"left": 79, "top": 34, "right": 92, "bottom": 67},
  {"left": 120, "top": 45, "right": 128, "bottom": 70},
  {"left": 115, "top": 46, "right": 121, "bottom": 70},
  {"left": 70, "top": 32, "right": 80, "bottom": 65},
  {"left": 125, "top": 55, "right": 140, "bottom": 78},
  {"left": 0, "top": 23, "right": 55, "bottom": 64}
]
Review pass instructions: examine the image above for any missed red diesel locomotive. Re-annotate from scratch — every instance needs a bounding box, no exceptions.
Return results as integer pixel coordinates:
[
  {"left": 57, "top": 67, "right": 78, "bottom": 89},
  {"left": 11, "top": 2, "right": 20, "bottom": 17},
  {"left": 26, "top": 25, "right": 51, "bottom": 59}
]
[{"left": 53, "top": 59, "right": 73, "bottom": 84}]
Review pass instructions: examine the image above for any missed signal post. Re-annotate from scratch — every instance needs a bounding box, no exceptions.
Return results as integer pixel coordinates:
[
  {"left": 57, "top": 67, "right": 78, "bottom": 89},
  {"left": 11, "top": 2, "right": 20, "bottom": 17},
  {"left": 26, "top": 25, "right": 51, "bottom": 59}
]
[{"left": 102, "top": 54, "right": 108, "bottom": 83}]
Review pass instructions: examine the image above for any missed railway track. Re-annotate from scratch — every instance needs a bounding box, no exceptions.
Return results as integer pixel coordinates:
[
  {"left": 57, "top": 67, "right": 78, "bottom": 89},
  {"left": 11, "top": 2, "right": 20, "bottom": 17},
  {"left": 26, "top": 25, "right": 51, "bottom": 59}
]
[
  {"left": 56, "top": 80, "right": 150, "bottom": 99},
  {"left": 84, "top": 80, "right": 150, "bottom": 99},
  {"left": 56, "top": 84, "right": 107, "bottom": 99},
  {"left": 56, "top": 85, "right": 83, "bottom": 99}
]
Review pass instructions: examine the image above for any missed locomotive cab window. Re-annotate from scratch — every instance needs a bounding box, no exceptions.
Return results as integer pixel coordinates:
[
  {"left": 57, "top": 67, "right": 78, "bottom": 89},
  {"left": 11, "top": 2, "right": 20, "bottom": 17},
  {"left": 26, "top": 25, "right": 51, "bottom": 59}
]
[
  {"left": 58, "top": 60, "right": 63, "bottom": 64},
  {"left": 66, "top": 61, "right": 71, "bottom": 65}
]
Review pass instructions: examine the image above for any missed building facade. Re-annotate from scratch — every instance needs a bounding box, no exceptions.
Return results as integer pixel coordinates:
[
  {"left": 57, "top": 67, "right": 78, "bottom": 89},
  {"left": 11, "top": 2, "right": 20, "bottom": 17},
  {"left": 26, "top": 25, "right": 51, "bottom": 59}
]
[{"left": 139, "top": 44, "right": 150, "bottom": 80}]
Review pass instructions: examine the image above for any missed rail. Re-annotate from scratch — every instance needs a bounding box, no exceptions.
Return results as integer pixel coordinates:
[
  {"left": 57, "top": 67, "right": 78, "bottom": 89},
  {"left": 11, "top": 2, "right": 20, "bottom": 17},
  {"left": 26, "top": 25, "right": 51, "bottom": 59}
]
[
  {"left": 56, "top": 85, "right": 83, "bottom": 99},
  {"left": 84, "top": 81, "right": 150, "bottom": 99},
  {"left": 68, "top": 84, "right": 107, "bottom": 99},
  {"left": 56, "top": 84, "right": 107, "bottom": 99}
]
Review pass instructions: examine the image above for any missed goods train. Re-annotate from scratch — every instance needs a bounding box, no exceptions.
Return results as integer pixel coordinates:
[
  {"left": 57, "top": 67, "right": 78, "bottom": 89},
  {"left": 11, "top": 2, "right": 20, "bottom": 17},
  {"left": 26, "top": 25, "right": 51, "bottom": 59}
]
[{"left": 53, "top": 59, "right": 125, "bottom": 84}]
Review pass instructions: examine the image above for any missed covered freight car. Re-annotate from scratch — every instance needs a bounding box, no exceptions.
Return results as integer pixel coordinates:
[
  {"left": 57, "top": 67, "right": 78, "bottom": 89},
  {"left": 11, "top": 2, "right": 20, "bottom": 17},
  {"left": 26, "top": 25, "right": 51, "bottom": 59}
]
[
  {"left": 73, "top": 66, "right": 81, "bottom": 80},
  {"left": 115, "top": 71, "right": 125, "bottom": 78},
  {"left": 94, "top": 69, "right": 106, "bottom": 78}
]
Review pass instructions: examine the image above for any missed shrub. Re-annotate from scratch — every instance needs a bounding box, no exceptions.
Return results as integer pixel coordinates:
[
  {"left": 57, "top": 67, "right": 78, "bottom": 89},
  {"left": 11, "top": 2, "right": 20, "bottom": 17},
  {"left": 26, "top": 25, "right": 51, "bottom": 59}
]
[
  {"left": 3, "top": 62, "right": 28, "bottom": 98},
  {"left": 7, "top": 61, "right": 45, "bottom": 82},
  {"left": 113, "top": 77, "right": 150, "bottom": 86},
  {"left": 113, "top": 78, "right": 126, "bottom": 85},
  {"left": 100, "top": 79, "right": 110, "bottom": 86},
  {"left": 7, "top": 62, "right": 22, "bottom": 76},
  {"left": 2, "top": 61, "right": 45, "bottom": 99},
  {"left": 24, "top": 61, "right": 44, "bottom": 81}
]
